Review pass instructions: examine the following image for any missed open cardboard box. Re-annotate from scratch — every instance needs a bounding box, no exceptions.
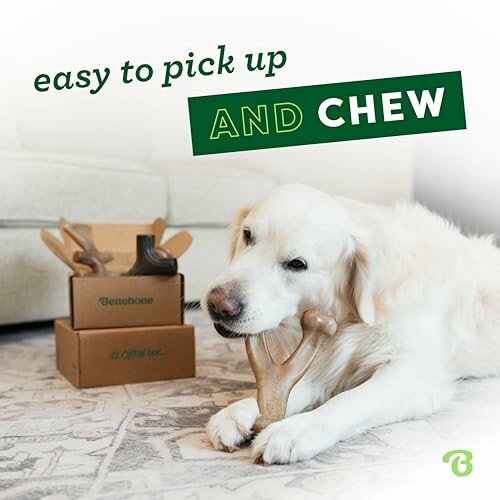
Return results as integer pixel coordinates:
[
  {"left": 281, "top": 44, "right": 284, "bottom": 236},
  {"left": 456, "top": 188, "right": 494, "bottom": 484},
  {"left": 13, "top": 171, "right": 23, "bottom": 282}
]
[
  {"left": 55, "top": 319, "right": 195, "bottom": 388},
  {"left": 41, "top": 218, "right": 192, "bottom": 329}
]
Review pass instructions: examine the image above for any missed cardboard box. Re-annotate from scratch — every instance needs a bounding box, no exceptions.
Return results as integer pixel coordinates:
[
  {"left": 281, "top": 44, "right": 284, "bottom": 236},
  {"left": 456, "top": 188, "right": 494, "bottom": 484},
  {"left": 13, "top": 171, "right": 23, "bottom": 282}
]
[
  {"left": 55, "top": 318, "right": 195, "bottom": 388},
  {"left": 41, "top": 219, "right": 192, "bottom": 329},
  {"left": 70, "top": 274, "right": 184, "bottom": 329}
]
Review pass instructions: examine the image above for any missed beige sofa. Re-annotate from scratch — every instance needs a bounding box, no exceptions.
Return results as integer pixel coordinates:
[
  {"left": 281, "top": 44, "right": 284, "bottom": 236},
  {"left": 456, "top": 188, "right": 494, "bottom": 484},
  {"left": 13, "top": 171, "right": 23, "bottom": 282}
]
[
  {"left": 0, "top": 142, "right": 413, "bottom": 325},
  {"left": 0, "top": 153, "right": 276, "bottom": 324}
]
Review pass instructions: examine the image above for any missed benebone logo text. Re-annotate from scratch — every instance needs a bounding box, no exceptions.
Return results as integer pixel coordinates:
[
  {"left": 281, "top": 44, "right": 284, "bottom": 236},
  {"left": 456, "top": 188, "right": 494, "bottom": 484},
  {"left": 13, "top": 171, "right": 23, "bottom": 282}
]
[{"left": 98, "top": 296, "right": 154, "bottom": 306}]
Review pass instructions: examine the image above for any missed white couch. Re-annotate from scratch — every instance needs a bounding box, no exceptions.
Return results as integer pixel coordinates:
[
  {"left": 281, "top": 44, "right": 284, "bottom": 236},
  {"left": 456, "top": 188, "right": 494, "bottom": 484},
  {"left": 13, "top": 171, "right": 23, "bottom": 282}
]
[
  {"left": 0, "top": 5, "right": 418, "bottom": 325},
  {"left": 0, "top": 152, "right": 278, "bottom": 324},
  {"left": 0, "top": 142, "right": 413, "bottom": 325}
]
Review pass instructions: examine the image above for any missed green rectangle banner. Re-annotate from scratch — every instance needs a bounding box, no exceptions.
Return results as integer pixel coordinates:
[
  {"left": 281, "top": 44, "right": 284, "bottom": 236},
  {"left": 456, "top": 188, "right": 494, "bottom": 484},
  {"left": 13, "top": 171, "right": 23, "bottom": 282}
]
[{"left": 188, "top": 71, "right": 466, "bottom": 155}]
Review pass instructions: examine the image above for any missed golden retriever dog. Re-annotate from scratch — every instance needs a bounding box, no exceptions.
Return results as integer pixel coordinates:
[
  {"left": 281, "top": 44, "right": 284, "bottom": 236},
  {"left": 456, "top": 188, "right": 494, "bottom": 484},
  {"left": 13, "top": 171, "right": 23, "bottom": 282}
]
[{"left": 202, "top": 183, "right": 500, "bottom": 464}]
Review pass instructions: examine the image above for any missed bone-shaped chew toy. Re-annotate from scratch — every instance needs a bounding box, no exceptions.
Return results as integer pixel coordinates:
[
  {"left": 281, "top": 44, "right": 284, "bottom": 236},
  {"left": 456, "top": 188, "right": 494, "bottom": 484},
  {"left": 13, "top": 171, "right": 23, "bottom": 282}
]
[
  {"left": 62, "top": 222, "right": 114, "bottom": 265},
  {"left": 245, "top": 310, "right": 337, "bottom": 433},
  {"left": 73, "top": 251, "right": 108, "bottom": 276}
]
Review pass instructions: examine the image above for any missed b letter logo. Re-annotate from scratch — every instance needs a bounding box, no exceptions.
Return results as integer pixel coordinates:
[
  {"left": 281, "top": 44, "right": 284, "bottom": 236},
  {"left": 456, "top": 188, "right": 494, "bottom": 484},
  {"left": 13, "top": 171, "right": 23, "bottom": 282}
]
[{"left": 442, "top": 449, "right": 474, "bottom": 477}]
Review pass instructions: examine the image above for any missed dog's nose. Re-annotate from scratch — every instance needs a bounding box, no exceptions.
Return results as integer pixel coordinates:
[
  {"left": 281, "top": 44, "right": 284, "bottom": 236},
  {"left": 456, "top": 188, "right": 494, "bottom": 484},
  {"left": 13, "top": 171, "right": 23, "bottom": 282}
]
[{"left": 207, "top": 287, "right": 243, "bottom": 320}]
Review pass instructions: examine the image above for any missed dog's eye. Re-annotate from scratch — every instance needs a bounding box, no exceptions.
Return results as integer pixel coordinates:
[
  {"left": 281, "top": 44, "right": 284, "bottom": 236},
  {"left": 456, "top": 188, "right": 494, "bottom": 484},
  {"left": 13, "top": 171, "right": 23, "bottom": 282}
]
[
  {"left": 284, "top": 258, "right": 308, "bottom": 271},
  {"left": 242, "top": 227, "right": 253, "bottom": 245}
]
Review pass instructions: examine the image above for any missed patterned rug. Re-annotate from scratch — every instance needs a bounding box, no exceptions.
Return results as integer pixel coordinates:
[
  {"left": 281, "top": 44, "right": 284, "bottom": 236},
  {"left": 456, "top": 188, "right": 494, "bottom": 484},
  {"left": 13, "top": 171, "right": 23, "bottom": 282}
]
[{"left": 0, "top": 310, "right": 498, "bottom": 499}]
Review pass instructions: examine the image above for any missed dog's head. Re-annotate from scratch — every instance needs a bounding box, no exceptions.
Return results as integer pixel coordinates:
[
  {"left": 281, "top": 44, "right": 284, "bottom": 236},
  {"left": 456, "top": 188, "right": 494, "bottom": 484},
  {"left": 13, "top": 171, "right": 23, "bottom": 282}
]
[{"left": 202, "top": 184, "right": 375, "bottom": 337}]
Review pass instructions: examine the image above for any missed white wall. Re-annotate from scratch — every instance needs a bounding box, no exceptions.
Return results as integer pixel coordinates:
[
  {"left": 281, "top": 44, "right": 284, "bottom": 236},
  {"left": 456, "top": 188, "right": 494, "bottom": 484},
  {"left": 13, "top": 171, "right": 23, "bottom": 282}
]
[
  {"left": 412, "top": 1, "right": 500, "bottom": 234},
  {"left": 1, "top": 1, "right": 498, "bottom": 217}
]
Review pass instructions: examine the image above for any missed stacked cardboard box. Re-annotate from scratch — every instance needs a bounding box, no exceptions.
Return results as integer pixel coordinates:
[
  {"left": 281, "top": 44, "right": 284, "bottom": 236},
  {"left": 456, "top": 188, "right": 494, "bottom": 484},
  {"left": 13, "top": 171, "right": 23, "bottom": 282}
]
[{"left": 42, "top": 218, "right": 195, "bottom": 388}]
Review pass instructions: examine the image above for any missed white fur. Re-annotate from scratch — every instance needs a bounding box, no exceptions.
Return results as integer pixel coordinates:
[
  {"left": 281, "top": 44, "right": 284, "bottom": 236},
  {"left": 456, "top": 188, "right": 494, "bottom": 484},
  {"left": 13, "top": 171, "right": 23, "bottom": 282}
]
[{"left": 204, "top": 184, "right": 500, "bottom": 464}]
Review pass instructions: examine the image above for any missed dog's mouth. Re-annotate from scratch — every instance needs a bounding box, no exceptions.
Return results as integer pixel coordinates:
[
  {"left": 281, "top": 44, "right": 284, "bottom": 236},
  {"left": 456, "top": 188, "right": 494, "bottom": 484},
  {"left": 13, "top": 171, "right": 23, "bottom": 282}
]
[{"left": 213, "top": 322, "right": 247, "bottom": 338}]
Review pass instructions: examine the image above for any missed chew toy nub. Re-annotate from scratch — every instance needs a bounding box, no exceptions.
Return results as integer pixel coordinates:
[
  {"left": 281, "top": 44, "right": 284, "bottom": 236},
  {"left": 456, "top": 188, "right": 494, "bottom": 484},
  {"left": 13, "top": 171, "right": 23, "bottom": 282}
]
[
  {"left": 245, "top": 310, "right": 337, "bottom": 433},
  {"left": 62, "top": 221, "right": 114, "bottom": 265}
]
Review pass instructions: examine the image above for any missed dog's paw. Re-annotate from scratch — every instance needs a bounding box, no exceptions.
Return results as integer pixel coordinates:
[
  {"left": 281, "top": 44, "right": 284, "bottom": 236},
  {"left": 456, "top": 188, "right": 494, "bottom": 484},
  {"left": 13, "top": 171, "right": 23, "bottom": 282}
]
[
  {"left": 252, "top": 414, "right": 328, "bottom": 464},
  {"left": 207, "top": 398, "right": 259, "bottom": 452}
]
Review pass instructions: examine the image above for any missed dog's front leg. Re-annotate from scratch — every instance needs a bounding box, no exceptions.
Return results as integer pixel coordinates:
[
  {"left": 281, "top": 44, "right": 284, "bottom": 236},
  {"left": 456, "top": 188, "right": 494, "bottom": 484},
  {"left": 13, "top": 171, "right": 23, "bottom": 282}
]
[
  {"left": 207, "top": 378, "right": 320, "bottom": 452},
  {"left": 252, "top": 361, "right": 454, "bottom": 464}
]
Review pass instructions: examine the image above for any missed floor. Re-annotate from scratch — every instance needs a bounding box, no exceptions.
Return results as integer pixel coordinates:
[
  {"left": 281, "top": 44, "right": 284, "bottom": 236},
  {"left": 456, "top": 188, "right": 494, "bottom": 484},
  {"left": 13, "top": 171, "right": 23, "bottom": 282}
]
[{"left": 0, "top": 310, "right": 498, "bottom": 499}]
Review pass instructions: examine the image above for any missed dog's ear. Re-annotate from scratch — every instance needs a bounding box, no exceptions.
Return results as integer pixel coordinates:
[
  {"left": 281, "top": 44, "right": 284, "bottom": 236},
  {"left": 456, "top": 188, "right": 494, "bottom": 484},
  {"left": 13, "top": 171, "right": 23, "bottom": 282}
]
[
  {"left": 229, "top": 204, "right": 254, "bottom": 259},
  {"left": 351, "top": 238, "right": 376, "bottom": 325}
]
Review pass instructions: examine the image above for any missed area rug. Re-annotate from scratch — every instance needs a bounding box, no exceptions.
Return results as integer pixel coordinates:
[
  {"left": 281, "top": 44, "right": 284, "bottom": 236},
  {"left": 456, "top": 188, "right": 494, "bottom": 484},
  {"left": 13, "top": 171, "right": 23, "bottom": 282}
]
[{"left": 0, "top": 310, "right": 498, "bottom": 499}]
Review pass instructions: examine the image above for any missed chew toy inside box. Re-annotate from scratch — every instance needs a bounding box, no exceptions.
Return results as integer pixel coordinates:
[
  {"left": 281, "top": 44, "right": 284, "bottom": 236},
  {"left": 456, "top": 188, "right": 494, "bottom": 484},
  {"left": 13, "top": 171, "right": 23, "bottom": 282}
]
[{"left": 41, "top": 218, "right": 192, "bottom": 329}]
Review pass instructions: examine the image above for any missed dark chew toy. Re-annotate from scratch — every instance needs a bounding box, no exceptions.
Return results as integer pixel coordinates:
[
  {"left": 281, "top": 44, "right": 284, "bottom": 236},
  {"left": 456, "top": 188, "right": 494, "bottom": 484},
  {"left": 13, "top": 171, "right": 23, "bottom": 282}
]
[{"left": 127, "top": 234, "right": 178, "bottom": 276}]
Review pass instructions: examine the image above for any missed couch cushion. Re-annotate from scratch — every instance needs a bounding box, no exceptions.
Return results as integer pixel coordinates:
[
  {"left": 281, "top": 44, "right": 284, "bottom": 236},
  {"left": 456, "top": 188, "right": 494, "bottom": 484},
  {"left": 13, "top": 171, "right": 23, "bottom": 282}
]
[
  {"left": 0, "top": 152, "right": 166, "bottom": 226},
  {"left": 153, "top": 163, "right": 276, "bottom": 226}
]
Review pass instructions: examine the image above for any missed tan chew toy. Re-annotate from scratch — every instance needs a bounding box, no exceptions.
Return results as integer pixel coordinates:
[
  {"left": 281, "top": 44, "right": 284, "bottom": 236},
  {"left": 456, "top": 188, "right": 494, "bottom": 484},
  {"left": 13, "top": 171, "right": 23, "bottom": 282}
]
[
  {"left": 245, "top": 310, "right": 337, "bottom": 433},
  {"left": 73, "top": 251, "right": 108, "bottom": 276},
  {"left": 40, "top": 228, "right": 86, "bottom": 277},
  {"left": 61, "top": 220, "right": 114, "bottom": 265}
]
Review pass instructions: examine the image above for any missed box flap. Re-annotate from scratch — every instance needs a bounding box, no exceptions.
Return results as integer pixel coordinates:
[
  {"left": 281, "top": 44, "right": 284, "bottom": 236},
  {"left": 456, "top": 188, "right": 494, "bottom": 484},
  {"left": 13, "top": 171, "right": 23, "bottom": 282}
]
[
  {"left": 40, "top": 228, "right": 88, "bottom": 275},
  {"left": 42, "top": 217, "right": 191, "bottom": 274},
  {"left": 59, "top": 218, "right": 163, "bottom": 273}
]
